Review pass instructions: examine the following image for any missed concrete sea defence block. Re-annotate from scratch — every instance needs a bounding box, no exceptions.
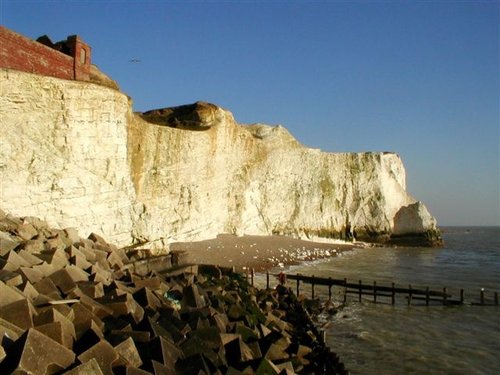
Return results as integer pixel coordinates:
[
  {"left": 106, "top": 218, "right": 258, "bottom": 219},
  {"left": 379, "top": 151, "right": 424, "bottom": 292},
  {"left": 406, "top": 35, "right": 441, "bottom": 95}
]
[
  {"left": 0, "top": 269, "right": 23, "bottom": 287},
  {"left": 0, "top": 298, "right": 36, "bottom": 330},
  {"left": 65, "top": 358, "right": 104, "bottom": 375},
  {"left": 0, "top": 211, "right": 348, "bottom": 374},
  {"left": 114, "top": 337, "right": 143, "bottom": 368},
  {"left": 77, "top": 339, "right": 120, "bottom": 375},
  {"left": 0, "top": 232, "right": 20, "bottom": 256},
  {"left": 35, "top": 320, "right": 74, "bottom": 348},
  {"left": 0, "top": 328, "right": 75, "bottom": 374},
  {"left": 0, "top": 280, "right": 26, "bottom": 308}
]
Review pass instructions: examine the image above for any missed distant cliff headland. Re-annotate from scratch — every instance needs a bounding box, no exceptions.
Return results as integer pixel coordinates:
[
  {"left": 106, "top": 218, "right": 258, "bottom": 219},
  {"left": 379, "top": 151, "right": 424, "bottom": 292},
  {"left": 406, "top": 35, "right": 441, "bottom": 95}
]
[{"left": 0, "top": 27, "right": 442, "bottom": 249}]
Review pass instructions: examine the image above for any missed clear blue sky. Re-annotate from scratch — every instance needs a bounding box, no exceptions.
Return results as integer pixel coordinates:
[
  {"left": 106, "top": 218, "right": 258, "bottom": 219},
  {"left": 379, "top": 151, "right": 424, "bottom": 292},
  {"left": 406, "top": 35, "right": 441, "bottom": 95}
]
[{"left": 1, "top": 0, "right": 499, "bottom": 226}]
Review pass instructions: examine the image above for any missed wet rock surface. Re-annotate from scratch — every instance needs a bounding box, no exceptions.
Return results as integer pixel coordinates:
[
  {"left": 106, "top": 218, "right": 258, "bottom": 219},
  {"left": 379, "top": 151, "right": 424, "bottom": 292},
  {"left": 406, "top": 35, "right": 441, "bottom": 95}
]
[{"left": 0, "top": 210, "right": 348, "bottom": 374}]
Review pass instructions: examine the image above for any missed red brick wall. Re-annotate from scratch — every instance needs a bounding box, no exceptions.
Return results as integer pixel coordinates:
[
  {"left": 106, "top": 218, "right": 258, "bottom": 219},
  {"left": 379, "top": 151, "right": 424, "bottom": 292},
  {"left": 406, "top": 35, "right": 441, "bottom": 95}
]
[
  {"left": 67, "top": 35, "right": 91, "bottom": 81},
  {"left": 0, "top": 26, "right": 90, "bottom": 81}
]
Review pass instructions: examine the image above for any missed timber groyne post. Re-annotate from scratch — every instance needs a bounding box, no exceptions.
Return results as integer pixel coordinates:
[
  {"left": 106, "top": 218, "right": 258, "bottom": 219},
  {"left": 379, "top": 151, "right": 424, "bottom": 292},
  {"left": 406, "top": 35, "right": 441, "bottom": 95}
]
[{"left": 268, "top": 273, "right": 498, "bottom": 307}]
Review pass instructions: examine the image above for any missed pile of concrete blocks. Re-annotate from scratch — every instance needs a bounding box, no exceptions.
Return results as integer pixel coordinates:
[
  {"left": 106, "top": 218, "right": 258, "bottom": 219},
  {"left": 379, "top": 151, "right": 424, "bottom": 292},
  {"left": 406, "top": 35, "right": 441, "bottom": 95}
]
[{"left": 0, "top": 210, "right": 347, "bottom": 374}]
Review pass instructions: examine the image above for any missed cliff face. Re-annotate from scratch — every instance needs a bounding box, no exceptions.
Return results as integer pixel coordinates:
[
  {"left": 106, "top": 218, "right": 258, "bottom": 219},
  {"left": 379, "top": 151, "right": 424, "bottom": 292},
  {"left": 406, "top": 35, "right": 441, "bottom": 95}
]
[
  {"left": 0, "top": 69, "right": 137, "bottom": 246},
  {"left": 0, "top": 69, "right": 439, "bottom": 248}
]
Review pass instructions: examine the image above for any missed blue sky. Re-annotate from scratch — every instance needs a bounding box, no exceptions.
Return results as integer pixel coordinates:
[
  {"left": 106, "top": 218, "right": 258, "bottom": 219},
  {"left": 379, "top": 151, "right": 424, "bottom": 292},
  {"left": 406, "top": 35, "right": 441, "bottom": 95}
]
[{"left": 1, "top": 0, "right": 499, "bottom": 226}]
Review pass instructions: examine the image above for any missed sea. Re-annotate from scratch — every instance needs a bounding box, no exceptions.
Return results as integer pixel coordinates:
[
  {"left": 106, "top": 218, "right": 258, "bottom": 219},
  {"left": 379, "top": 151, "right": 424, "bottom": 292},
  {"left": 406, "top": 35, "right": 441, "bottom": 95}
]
[{"left": 268, "top": 227, "right": 500, "bottom": 375}]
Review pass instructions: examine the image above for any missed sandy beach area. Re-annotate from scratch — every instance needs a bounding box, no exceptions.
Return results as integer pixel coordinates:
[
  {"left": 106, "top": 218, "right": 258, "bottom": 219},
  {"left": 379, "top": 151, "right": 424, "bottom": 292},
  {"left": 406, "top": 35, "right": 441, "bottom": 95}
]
[{"left": 170, "top": 234, "right": 356, "bottom": 272}]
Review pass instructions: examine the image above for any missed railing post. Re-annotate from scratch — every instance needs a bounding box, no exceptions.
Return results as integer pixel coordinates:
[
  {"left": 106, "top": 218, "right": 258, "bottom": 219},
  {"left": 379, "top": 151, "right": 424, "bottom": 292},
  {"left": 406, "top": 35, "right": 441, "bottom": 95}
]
[
  {"left": 328, "top": 277, "right": 332, "bottom": 301},
  {"left": 320, "top": 329, "right": 327, "bottom": 343},
  {"left": 373, "top": 281, "right": 377, "bottom": 303},
  {"left": 391, "top": 282, "right": 395, "bottom": 305},
  {"left": 266, "top": 271, "right": 269, "bottom": 290},
  {"left": 408, "top": 284, "right": 412, "bottom": 306},
  {"left": 251, "top": 268, "right": 254, "bottom": 287},
  {"left": 296, "top": 274, "right": 300, "bottom": 296},
  {"left": 480, "top": 288, "right": 485, "bottom": 305},
  {"left": 343, "top": 278, "right": 347, "bottom": 304},
  {"left": 443, "top": 287, "right": 447, "bottom": 305},
  {"left": 312, "top": 275, "right": 315, "bottom": 300},
  {"left": 358, "top": 280, "right": 362, "bottom": 302},
  {"left": 460, "top": 289, "right": 464, "bottom": 304},
  {"left": 426, "top": 287, "right": 430, "bottom": 306}
]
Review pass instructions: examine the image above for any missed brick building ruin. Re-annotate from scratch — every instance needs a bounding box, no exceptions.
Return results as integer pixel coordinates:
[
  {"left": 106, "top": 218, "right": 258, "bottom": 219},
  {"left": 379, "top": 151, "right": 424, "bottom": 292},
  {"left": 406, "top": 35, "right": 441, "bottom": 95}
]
[{"left": 0, "top": 26, "right": 91, "bottom": 82}]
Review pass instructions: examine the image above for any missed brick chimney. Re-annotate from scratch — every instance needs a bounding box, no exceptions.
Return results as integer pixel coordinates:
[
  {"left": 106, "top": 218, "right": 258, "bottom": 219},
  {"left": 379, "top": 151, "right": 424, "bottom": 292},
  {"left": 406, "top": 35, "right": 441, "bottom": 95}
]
[{"left": 66, "top": 35, "right": 91, "bottom": 81}]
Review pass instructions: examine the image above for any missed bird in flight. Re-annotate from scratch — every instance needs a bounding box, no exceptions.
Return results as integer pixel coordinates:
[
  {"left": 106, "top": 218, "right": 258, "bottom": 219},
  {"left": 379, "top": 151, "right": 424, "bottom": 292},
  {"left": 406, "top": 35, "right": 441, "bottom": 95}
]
[{"left": 129, "top": 59, "right": 141, "bottom": 63}]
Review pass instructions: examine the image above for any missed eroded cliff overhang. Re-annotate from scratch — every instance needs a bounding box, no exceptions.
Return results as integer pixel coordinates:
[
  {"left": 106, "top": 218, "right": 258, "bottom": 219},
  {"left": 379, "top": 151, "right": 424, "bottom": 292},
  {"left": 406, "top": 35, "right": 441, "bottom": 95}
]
[{"left": 139, "top": 101, "right": 222, "bottom": 131}]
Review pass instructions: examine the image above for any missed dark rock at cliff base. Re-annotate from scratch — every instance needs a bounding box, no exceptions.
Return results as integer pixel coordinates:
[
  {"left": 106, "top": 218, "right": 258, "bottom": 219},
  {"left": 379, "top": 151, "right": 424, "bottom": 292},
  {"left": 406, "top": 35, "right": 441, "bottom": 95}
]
[
  {"left": 139, "top": 101, "right": 221, "bottom": 130},
  {"left": 389, "top": 230, "right": 443, "bottom": 247}
]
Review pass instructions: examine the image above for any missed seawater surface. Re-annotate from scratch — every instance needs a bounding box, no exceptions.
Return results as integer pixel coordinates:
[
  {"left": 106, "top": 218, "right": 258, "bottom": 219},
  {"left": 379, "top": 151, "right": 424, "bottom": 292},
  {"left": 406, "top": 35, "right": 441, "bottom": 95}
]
[{"left": 282, "top": 227, "right": 500, "bottom": 374}]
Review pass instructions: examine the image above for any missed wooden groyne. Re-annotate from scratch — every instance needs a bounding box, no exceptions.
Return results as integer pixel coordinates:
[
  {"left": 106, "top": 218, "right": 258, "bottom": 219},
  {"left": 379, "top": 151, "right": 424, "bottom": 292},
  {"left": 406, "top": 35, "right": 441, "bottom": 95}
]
[{"left": 251, "top": 271, "right": 499, "bottom": 307}]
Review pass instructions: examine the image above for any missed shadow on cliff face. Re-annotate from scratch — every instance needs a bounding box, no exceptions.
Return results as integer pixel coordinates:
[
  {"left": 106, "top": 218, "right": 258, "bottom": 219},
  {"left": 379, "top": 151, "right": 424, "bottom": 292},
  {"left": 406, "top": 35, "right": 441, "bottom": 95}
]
[{"left": 138, "top": 101, "right": 220, "bottom": 131}]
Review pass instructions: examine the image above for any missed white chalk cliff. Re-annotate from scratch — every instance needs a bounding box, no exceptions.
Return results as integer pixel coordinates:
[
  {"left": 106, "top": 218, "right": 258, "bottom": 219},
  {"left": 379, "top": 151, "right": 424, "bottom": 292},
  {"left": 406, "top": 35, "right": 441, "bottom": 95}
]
[{"left": 0, "top": 69, "right": 441, "bottom": 248}]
